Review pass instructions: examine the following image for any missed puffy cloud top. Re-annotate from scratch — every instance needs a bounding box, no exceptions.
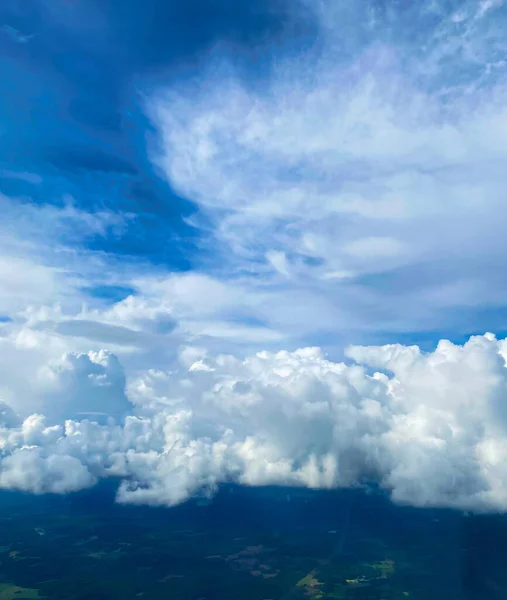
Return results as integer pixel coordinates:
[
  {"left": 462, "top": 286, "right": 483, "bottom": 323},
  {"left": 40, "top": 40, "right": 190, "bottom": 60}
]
[{"left": 2, "top": 334, "right": 507, "bottom": 512}]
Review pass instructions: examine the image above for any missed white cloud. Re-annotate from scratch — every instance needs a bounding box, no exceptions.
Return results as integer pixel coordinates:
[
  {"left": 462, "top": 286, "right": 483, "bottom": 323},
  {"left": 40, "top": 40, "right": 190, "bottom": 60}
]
[
  {"left": 145, "top": 0, "right": 507, "bottom": 341},
  {"left": 0, "top": 448, "right": 95, "bottom": 494},
  {"left": 0, "top": 342, "right": 131, "bottom": 421},
  {"left": 266, "top": 250, "right": 291, "bottom": 277},
  {"left": 0, "top": 256, "right": 60, "bottom": 315},
  {"left": 0, "top": 193, "right": 132, "bottom": 319},
  {"left": 2, "top": 0, "right": 507, "bottom": 516},
  {"left": 1, "top": 335, "right": 507, "bottom": 511}
]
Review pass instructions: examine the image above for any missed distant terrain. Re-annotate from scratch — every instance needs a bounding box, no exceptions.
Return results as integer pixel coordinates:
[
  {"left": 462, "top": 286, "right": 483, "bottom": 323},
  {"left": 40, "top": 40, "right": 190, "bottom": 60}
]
[{"left": 0, "top": 484, "right": 505, "bottom": 599}]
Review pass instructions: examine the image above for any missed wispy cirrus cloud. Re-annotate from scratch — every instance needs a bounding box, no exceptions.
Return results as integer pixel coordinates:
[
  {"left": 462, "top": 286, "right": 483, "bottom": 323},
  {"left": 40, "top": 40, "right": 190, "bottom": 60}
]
[{"left": 148, "top": 0, "right": 507, "bottom": 347}]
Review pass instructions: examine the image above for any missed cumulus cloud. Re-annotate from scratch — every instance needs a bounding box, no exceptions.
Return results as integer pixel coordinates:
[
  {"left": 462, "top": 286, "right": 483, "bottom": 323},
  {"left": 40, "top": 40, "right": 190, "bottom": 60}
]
[
  {"left": 0, "top": 341, "right": 131, "bottom": 422},
  {"left": 2, "top": 334, "right": 507, "bottom": 512},
  {"left": 3, "top": 0, "right": 507, "bottom": 517}
]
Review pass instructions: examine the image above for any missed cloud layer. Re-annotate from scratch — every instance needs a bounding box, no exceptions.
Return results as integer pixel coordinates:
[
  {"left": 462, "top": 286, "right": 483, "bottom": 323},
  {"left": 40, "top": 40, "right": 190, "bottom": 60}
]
[
  {"left": 2, "top": 334, "right": 507, "bottom": 512},
  {"left": 2, "top": 0, "right": 507, "bottom": 514}
]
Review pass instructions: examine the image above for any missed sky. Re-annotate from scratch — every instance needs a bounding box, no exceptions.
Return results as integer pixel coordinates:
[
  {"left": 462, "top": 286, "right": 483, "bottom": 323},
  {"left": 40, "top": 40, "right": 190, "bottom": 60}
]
[{"left": 2, "top": 0, "right": 507, "bottom": 511}]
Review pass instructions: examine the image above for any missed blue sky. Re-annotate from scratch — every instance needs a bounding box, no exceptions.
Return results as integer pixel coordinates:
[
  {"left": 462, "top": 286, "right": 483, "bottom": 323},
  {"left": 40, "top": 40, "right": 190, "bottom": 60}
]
[
  {"left": 2, "top": 0, "right": 507, "bottom": 365},
  {"left": 3, "top": 0, "right": 507, "bottom": 510},
  {"left": 0, "top": 0, "right": 507, "bottom": 355},
  {"left": 0, "top": 0, "right": 310, "bottom": 268}
]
